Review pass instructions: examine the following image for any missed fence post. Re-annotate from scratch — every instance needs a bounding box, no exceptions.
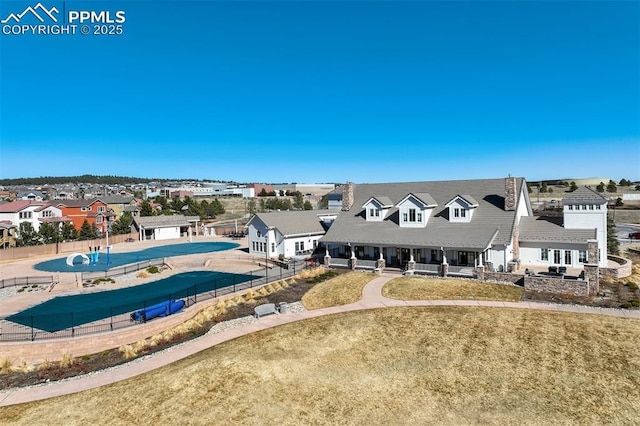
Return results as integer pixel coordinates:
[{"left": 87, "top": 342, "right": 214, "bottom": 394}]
[
  {"left": 71, "top": 312, "right": 75, "bottom": 337},
  {"left": 31, "top": 315, "right": 35, "bottom": 341},
  {"left": 110, "top": 307, "right": 113, "bottom": 331},
  {"left": 194, "top": 283, "right": 197, "bottom": 303}
]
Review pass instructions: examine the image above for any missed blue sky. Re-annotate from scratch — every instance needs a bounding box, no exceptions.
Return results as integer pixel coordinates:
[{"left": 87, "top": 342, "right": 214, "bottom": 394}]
[{"left": 1, "top": 1, "right": 638, "bottom": 183}]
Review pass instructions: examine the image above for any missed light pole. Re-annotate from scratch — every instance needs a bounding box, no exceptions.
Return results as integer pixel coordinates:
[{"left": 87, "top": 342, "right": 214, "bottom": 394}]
[{"left": 265, "top": 229, "right": 269, "bottom": 283}]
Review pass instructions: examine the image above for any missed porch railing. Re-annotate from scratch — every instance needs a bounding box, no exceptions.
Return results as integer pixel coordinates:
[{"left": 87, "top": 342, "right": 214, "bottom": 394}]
[
  {"left": 414, "top": 263, "right": 439, "bottom": 274},
  {"left": 448, "top": 265, "right": 475, "bottom": 277},
  {"left": 356, "top": 259, "right": 377, "bottom": 270},
  {"left": 329, "top": 258, "right": 349, "bottom": 268}
]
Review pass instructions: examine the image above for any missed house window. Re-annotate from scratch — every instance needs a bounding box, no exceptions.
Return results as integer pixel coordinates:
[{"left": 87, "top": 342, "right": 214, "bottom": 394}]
[
  {"left": 375, "top": 209, "right": 379, "bottom": 217},
  {"left": 81, "top": 206, "right": 91, "bottom": 212},
  {"left": 300, "top": 241, "right": 305, "bottom": 251},
  {"left": 313, "top": 240, "right": 318, "bottom": 249},
  {"left": 579, "top": 250, "right": 587, "bottom": 263},
  {"left": 541, "top": 248, "right": 549, "bottom": 261},
  {"left": 460, "top": 209, "right": 466, "bottom": 218},
  {"left": 430, "top": 249, "right": 440, "bottom": 262},
  {"left": 96, "top": 216, "right": 103, "bottom": 224},
  {"left": 568, "top": 205, "right": 573, "bottom": 210},
  {"left": 295, "top": 242, "right": 300, "bottom": 252},
  {"left": 271, "top": 243, "right": 275, "bottom": 252},
  {"left": 369, "top": 208, "right": 374, "bottom": 217},
  {"left": 454, "top": 208, "right": 460, "bottom": 218},
  {"left": 417, "top": 212, "right": 422, "bottom": 222},
  {"left": 553, "top": 249, "right": 561, "bottom": 264},
  {"left": 98, "top": 206, "right": 106, "bottom": 212},
  {"left": 564, "top": 250, "right": 572, "bottom": 265},
  {"left": 409, "top": 209, "right": 416, "bottom": 222},
  {"left": 589, "top": 205, "right": 594, "bottom": 210},
  {"left": 403, "top": 213, "right": 408, "bottom": 222},
  {"left": 596, "top": 205, "right": 601, "bottom": 210}
]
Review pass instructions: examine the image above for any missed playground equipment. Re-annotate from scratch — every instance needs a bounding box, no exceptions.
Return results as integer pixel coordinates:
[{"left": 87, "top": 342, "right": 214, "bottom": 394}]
[
  {"left": 66, "top": 253, "right": 90, "bottom": 266},
  {"left": 130, "top": 299, "right": 185, "bottom": 323}
]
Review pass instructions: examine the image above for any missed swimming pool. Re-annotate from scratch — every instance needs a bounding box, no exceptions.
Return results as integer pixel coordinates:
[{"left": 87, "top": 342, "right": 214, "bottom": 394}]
[
  {"left": 34, "top": 242, "right": 240, "bottom": 273},
  {"left": 7, "top": 270, "right": 259, "bottom": 333}
]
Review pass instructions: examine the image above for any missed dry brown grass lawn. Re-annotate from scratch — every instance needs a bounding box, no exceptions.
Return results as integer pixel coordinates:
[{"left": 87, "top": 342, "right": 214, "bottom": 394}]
[
  {"left": 1, "top": 307, "right": 639, "bottom": 425},
  {"left": 383, "top": 276, "right": 523, "bottom": 301},
  {"left": 301, "top": 271, "right": 376, "bottom": 309}
]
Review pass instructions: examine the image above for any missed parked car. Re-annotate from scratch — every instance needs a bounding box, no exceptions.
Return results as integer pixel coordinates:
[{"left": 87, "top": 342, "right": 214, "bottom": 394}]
[{"left": 629, "top": 232, "right": 640, "bottom": 240}]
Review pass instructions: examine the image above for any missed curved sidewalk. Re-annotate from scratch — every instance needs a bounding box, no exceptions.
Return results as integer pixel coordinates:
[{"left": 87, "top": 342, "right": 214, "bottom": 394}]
[{"left": 1, "top": 274, "right": 639, "bottom": 407}]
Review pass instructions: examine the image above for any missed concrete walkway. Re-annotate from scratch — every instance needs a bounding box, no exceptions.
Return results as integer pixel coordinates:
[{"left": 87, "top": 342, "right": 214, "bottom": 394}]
[{"left": 1, "top": 274, "right": 639, "bottom": 407}]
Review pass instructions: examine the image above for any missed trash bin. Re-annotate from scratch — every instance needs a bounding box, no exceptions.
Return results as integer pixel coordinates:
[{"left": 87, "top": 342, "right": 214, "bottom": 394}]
[{"left": 279, "top": 302, "right": 288, "bottom": 314}]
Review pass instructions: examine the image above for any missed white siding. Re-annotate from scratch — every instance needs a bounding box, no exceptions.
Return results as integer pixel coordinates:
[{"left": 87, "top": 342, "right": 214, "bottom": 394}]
[
  {"left": 563, "top": 203, "right": 607, "bottom": 266},
  {"left": 520, "top": 242, "right": 588, "bottom": 268},
  {"left": 154, "top": 226, "right": 181, "bottom": 240}
]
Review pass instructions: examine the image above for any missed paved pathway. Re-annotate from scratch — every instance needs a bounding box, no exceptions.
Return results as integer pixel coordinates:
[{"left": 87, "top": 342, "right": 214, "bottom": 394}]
[{"left": 1, "top": 274, "right": 639, "bottom": 407}]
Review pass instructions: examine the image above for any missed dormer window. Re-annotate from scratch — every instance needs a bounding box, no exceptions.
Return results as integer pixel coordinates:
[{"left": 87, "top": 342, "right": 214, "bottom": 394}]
[
  {"left": 362, "top": 196, "right": 393, "bottom": 221},
  {"left": 396, "top": 193, "right": 437, "bottom": 228},
  {"left": 445, "top": 195, "right": 478, "bottom": 223}
]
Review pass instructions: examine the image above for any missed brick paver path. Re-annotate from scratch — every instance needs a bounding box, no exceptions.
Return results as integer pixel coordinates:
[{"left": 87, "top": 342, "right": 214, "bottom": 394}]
[{"left": 1, "top": 274, "right": 638, "bottom": 407}]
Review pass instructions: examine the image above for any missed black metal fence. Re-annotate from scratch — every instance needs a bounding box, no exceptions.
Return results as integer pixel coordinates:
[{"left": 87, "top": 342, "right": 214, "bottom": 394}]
[
  {"left": 0, "top": 276, "right": 56, "bottom": 289},
  {"left": 0, "top": 261, "right": 305, "bottom": 342}
]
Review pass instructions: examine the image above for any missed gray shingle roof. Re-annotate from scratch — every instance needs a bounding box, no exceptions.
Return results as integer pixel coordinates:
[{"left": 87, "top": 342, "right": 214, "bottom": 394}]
[
  {"left": 363, "top": 196, "right": 394, "bottom": 208},
  {"left": 406, "top": 193, "right": 438, "bottom": 207},
  {"left": 519, "top": 216, "right": 596, "bottom": 243},
  {"left": 101, "top": 195, "right": 135, "bottom": 204},
  {"left": 250, "top": 210, "right": 336, "bottom": 236},
  {"left": 134, "top": 215, "right": 198, "bottom": 228},
  {"left": 562, "top": 187, "right": 607, "bottom": 205},
  {"left": 322, "top": 178, "right": 524, "bottom": 249}
]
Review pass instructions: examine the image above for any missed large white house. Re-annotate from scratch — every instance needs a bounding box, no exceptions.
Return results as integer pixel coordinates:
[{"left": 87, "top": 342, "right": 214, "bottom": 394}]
[
  {"left": 0, "top": 200, "right": 64, "bottom": 233},
  {"left": 319, "top": 178, "right": 608, "bottom": 271},
  {"left": 245, "top": 178, "right": 608, "bottom": 272},
  {"left": 246, "top": 210, "right": 338, "bottom": 259}
]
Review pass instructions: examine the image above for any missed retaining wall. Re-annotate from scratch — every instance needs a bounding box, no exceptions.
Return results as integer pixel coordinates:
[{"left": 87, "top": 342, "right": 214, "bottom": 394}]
[
  {"left": 524, "top": 276, "right": 591, "bottom": 298},
  {"left": 600, "top": 255, "right": 633, "bottom": 280}
]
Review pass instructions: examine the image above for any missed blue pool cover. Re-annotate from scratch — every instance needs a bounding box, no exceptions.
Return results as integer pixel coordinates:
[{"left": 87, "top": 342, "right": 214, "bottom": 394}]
[
  {"left": 7, "top": 270, "right": 259, "bottom": 332},
  {"left": 34, "top": 242, "right": 239, "bottom": 273}
]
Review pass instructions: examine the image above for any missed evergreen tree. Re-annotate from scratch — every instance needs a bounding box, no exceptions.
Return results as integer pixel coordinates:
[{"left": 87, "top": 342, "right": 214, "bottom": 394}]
[
  {"left": 540, "top": 182, "right": 548, "bottom": 193},
  {"left": 210, "top": 198, "right": 225, "bottom": 215},
  {"left": 140, "top": 200, "right": 155, "bottom": 216},
  {"left": 61, "top": 221, "right": 78, "bottom": 241},
  {"left": 292, "top": 191, "right": 304, "bottom": 209},
  {"left": 247, "top": 199, "right": 257, "bottom": 215},
  {"left": 606, "top": 180, "right": 617, "bottom": 193},
  {"left": 303, "top": 200, "right": 313, "bottom": 210},
  {"left": 38, "top": 222, "right": 60, "bottom": 244},
  {"left": 596, "top": 182, "right": 605, "bottom": 192},
  {"left": 111, "top": 212, "right": 133, "bottom": 235},
  {"left": 259, "top": 188, "right": 268, "bottom": 197},
  {"left": 170, "top": 197, "right": 183, "bottom": 212},
  {"left": 17, "top": 222, "right": 41, "bottom": 246},
  {"left": 319, "top": 194, "right": 329, "bottom": 209},
  {"left": 78, "top": 219, "right": 98, "bottom": 240},
  {"left": 569, "top": 181, "right": 578, "bottom": 192}
]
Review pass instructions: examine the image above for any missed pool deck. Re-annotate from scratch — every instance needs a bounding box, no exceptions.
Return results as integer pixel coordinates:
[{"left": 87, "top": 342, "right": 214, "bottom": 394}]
[{"left": 0, "top": 236, "right": 256, "bottom": 317}]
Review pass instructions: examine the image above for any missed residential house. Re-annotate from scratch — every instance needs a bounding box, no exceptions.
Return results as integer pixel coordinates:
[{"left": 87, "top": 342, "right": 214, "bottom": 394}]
[
  {"left": 0, "top": 222, "right": 17, "bottom": 249},
  {"left": 0, "top": 201, "right": 64, "bottom": 233},
  {"left": 56, "top": 199, "right": 112, "bottom": 234},
  {"left": 319, "top": 178, "right": 607, "bottom": 273},
  {"left": 246, "top": 210, "right": 338, "bottom": 259},
  {"left": 17, "top": 190, "right": 44, "bottom": 201},
  {"left": 100, "top": 195, "right": 136, "bottom": 217}
]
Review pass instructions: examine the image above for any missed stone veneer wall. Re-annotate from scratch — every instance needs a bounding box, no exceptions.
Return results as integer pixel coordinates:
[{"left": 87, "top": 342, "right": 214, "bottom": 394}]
[
  {"left": 600, "top": 255, "right": 633, "bottom": 280},
  {"left": 341, "top": 182, "right": 354, "bottom": 211},
  {"left": 504, "top": 177, "right": 517, "bottom": 211},
  {"left": 484, "top": 272, "right": 525, "bottom": 286},
  {"left": 524, "top": 276, "right": 591, "bottom": 297}
]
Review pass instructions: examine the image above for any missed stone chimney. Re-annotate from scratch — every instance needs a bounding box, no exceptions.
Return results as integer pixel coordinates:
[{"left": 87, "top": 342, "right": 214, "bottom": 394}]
[
  {"left": 341, "top": 182, "right": 354, "bottom": 211},
  {"left": 504, "top": 176, "right": 516, "bottom": 211}
]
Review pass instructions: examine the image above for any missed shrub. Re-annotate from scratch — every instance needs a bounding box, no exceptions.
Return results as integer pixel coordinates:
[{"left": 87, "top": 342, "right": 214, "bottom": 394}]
[
  {"left": 60, "top": 351, "right": 75, "bottom": 367},
  {"left": 119, "top": 344, "right": 138, "bottom": 359},
  {"left": 624, "top": 282, "right": 639, "bottom": 290},
  {"left": 147, "top": 265, "right": 160, "bottom": 274},
  {"left": 38, "top": 358, "right": 52, "bottom": 371},
  {"left": 17, "top": 288, "right": 24, "bottom": 293},
  {"left": 93, "top": 278, "right": 115, "bottom": 284},
  {"left": 0, "top": 356, "right": 12, "bottom": 374},
  {"left": 31, "top": 284, "right": 39, "bottom": 288},
  {"left": 81, "top": 354, "right": 91, "bottom": 361}
]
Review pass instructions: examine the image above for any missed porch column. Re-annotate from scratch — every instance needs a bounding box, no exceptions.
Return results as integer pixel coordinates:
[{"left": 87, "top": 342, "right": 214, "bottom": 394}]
[
  {"left": 324, "top": 248, "right": 331, "bottom": 267},
  {"left": 407, "top": 248, "right": 416, "bottom": 273},
  {"left": 376, "top": 247, "right": 385, "bottom": 271},
  {"left": 477, "top": 251, "right": 483, "bottom": 267},
  {"left": 440, "top": 247, "right": 448, "bottom": 277},
  {"left": 349, "top": 245, "right": 357, "bottom": 270}
]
